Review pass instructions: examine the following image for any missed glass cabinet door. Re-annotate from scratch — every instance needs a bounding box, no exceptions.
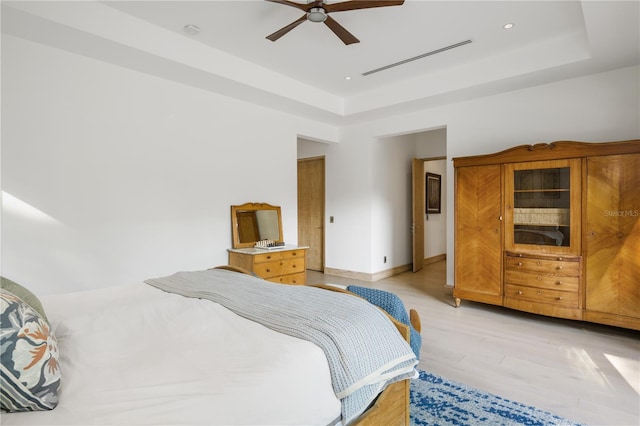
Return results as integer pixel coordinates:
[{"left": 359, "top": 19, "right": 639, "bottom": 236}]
[{"left": 504, "top": 159, "right": 581, "bottom": 255}]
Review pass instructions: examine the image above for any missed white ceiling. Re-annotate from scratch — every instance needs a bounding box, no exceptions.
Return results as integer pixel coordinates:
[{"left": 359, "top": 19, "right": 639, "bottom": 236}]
[{"left": 3, "top": 1, "right": 639, "bottom": 125}]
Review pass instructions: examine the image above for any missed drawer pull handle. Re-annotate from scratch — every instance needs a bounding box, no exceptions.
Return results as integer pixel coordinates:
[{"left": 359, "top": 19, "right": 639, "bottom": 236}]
[
  {"left": 556, "top": 297, "right": 563, "bottom": 301},
  {"left": 556, "top": 281, "right": 563, "bottom": 286},
  {"left": 536, "top": 290, "right": 542, "bottom": 295},
  {"left": 266, "top": 256, "right": 272, "bottom": 260},
  {"left": 556, "top": 266, "right": 563, "bottom": 270},
  {"left": 536, "top": 261, "right": 542, "bottom": 266},
  {"left": 536, "top": 275, "right": 542, "bottom": 281},
  {"left": 557, "top": 257, "right": 564, "bottom": 261},
  {"left": 266, "top": 268, "right": 271, "bottom": 273},
  {"left": 517, "top": 291, "right": 523, "bottom": 295},
  {"left": 517, "top": 262, "right": 523, "bottom": 266}
]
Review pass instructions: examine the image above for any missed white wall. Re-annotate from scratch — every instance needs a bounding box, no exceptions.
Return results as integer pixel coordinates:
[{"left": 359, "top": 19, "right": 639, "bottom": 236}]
[
  {"left": 1, "top": 35, "right": 337, "bottom": 294},
  {"left": 371, "top": 135, "right": 415, "bottom": 273},
  {"left": 3, "top": 32, "right": 638, "bottom": 294},
  {"left": 416, "top": 128, "right": 447, "bottom": 158}
]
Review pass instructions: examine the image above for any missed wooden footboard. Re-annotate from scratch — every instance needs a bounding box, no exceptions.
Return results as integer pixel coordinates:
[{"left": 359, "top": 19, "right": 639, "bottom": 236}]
[
  {"left": 352, "top": 379, "right": 410, "bottom": 426},
  {"left": 309, "top": 284, "right": 413, "bottom": 426}
]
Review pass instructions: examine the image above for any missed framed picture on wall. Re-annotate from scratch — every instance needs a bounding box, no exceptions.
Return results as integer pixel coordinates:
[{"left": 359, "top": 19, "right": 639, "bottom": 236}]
[{"left": 426, "top": 173, "right": 441, "bottom": 214}]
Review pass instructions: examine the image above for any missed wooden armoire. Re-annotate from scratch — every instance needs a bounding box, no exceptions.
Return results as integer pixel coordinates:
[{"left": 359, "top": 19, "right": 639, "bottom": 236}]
[{"left": 453, "top": 140, "right": 640, "bottom": 330}]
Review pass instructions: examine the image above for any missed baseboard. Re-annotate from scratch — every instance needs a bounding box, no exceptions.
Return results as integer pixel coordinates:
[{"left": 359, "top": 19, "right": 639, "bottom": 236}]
[
  {"left": 424, "top": 253, "right": 446, "bottom": 265},
  {"left": 323, "top": 263, "right": 412, "bottom": 282},
  {"left": 323, "top": 256, "right": 444, "bottom": 282},
  {"left": 322, "top": 268, "right": 371, "bottom": 281},
  {"left": 372, "top": 264, "right": 412, "bottom": 281}
]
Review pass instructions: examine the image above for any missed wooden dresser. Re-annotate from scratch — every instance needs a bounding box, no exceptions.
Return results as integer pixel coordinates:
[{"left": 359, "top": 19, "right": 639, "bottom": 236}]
[
  {"left": 228, "top": 246, "right": 308, "bottom": 285},
  {"left": 453, "top": 140, "right": 640, "bottom": 330}
]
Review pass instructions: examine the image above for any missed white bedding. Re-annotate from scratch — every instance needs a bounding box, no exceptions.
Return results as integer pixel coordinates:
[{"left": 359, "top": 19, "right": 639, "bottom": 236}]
[{"left": 3, "top": 283, "right": 341, "bottom": 425}]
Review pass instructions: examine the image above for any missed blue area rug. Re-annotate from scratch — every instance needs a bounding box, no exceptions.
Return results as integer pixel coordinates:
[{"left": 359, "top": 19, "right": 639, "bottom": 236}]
[{"left": 410, "top": 369, "right": 584, "bottom": 426}]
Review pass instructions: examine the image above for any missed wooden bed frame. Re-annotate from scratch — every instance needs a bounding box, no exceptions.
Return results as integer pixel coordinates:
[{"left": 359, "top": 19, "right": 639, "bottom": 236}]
[
  {"left": 312, "top": 284, "right": 418, "bottom": 426},
  {"left": 214, "top": 265, "right": 420, "bottom": 426}
]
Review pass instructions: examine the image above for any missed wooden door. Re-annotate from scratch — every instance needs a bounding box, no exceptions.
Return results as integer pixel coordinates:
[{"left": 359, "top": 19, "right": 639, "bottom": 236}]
[
  {"left": 298, "top": 157, "right": 325, "bottom": 271},
  {"left": 585, "top": 153, "right": 640, "bottom": 328},
  {"left": 454, "top": 164, "right": 503, "bottom": 306},
  {"left": 412, "top": 159, "right": 425, "bottom": 272}
]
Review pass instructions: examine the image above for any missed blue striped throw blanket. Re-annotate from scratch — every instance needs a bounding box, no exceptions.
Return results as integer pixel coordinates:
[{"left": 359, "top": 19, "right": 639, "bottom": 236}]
[{"left": 145, "top": 269, "right": 418, "bottom": 425}]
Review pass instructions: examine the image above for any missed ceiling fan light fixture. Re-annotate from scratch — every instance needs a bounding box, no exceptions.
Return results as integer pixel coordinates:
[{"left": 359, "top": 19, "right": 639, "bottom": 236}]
[{"left": 307, "top": 7, "right": 327, "bottom": 23}]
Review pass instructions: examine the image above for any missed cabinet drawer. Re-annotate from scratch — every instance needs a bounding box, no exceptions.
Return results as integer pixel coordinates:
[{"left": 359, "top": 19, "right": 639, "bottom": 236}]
[
  {"left": 253, "top": 250, "right": 305, "bottom": 264},
  {"left": 505, "top": 270, "right": 579, "bottom": 292},
  {"left": 280, "top": 258, "right": 305, "bottom": 275},
  {"left": 253, "top": 252, "right": 285, "bottom": 264},
  {"left": 505, "top": 256, "right": 580, "bottom": 276},
  {"left": 280, "top": 250, "right": 304, "bottom": 260},
  {"left": 253, "top": 258, "right": 305, "bottom": 279},
  {"left": 267, "top": 272, "right": 306, "bottom": 285},
  {"left": 505, "top": 284, "right": 579, "bottom": 308},
  {"left": 253, "top": 261, "right": 282, "bottom": 278}
]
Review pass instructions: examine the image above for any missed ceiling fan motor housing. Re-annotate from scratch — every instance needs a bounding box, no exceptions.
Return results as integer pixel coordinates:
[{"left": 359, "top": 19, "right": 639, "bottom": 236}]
[{"left": 307, "top": 7, "right": 327, "bottom": 22}]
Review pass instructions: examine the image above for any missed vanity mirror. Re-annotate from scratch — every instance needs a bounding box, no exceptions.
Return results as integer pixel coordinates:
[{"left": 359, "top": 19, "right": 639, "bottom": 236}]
[{"left": 231, "top": 202, "right": 283, "bottom": 249}]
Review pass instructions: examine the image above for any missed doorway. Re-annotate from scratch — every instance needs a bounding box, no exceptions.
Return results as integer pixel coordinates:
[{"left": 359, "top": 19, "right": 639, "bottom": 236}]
[
  {"left": 411, "top": 128, "right": 448, "bottom": 272},
  {"left": 297, "top": 157, "right": 325, "bottom": 271}
]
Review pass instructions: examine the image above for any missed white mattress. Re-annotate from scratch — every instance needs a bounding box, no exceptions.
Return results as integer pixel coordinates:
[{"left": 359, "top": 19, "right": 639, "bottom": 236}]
[{"left": 3, "top": 283, "right": 341, "bottom": 425}]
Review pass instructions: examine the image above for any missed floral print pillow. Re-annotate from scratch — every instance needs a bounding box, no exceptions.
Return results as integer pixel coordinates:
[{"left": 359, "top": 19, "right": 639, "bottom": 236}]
[{"left": 1, "top": 288, "right": 61, "bottom": 412}]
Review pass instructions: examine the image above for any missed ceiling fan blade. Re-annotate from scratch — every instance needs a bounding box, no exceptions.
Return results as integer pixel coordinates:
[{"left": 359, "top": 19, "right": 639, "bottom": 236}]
[
  {"left": 324, "top": 15, "right": 359, "bottom": 45},
  {"left": 324, "top": 0, "right": 404, "bottom": 13},
  {"left": 266, "top": 14, "right": 307, "bottom": 42},
  {"left": 264, "top": 0, "right": 313, "bottom": 12}
]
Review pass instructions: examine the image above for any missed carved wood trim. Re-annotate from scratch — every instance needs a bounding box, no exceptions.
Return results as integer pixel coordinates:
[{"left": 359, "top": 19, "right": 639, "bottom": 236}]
[{"left": 453, "top": 140, "right": 640, "bottom": 167}]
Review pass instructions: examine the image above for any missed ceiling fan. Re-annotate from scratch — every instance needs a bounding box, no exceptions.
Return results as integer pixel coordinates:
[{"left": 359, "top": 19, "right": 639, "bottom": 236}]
[{"left": 265, "top": 0, "right": 405, "bottom": 45}]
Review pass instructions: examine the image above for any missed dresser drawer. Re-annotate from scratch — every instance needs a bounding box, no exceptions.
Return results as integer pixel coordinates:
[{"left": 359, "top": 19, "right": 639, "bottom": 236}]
[
  {"left": 257, "top": 257, "right": 303, "bottom": 274},
  {"left": 505, "top": 270, "right": 579, "bottom": 292},
  {"left": 267, "top": 272, "right": 306, "bottom": 285},
  {"left": 253, "top": 252, "right": 284, "bottom": 264},
  {"left": 505, "top": 284, "right": 579, "bottom": 308},
  {"left": 505, "top": 255, "right": 580, "bottom": 276},
  {"left": 253, "top": 258, "right": 305, "bottom": 278},
  {"left": 253, "top": 249, "right": 305, "bottom": 264},
  {"left": 279, "top": 257, "right": 305, "bottom": 275}
]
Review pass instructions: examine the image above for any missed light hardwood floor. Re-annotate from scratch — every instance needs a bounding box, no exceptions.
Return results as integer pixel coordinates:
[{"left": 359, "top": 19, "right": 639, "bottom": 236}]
[{"left": 307, "top": 262, "right": 640, "bottom": 426}]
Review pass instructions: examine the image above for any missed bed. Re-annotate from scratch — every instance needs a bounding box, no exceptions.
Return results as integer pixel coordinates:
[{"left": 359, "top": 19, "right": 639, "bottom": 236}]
[{"left": 1, "top": 267, "right": 419, "bottom": 425}]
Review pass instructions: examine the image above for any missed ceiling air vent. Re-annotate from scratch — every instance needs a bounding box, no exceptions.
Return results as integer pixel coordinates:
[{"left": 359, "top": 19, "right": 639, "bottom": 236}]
[{"left": 362, "top": 39, "right": 472, "bottom": 76}]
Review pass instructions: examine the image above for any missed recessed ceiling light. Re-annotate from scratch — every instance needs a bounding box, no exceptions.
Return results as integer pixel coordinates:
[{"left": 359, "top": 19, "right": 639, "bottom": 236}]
[
  {"left": 503, "top": 23, "right": 515, "bottom": 29},
  {"left": 184, "top": 24, "right": 201, "bottom": 35},
  {"left": 345, "top": 76, "right": 352, "bottom": 80}
]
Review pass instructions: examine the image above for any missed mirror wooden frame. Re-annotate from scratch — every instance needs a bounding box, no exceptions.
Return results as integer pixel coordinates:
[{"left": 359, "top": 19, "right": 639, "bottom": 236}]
[{"left": 230, "top": 202, "right": 283, "bottom": 249}]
